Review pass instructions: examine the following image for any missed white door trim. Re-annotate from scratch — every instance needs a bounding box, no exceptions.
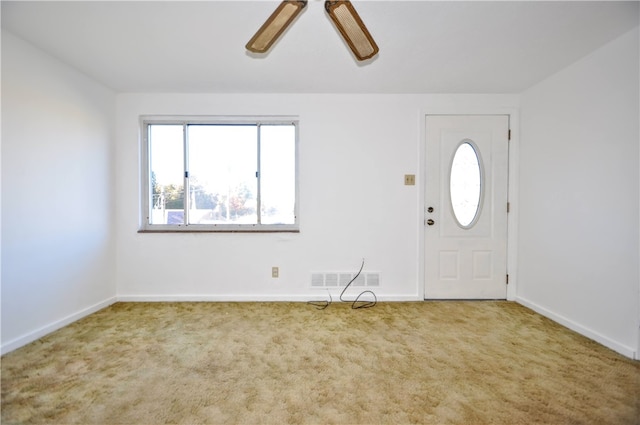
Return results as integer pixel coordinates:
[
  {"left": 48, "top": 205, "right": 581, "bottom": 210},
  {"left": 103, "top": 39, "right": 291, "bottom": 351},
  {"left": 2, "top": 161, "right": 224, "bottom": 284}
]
[{"left": 418, "top": 108, "right": 519, "bottom": 301}]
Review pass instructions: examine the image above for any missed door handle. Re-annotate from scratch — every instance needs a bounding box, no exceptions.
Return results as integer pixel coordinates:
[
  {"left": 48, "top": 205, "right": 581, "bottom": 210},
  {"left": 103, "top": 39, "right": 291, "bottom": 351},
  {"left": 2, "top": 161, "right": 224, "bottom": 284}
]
[{"left": 426, "top": 219, "right": 435, "bottom": 226}]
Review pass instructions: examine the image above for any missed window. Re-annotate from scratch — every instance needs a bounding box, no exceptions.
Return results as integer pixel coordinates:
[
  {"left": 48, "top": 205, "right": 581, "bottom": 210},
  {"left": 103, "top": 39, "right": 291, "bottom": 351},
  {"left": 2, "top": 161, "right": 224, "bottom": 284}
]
[
  {"left": 449, "top": 140, "right": 483, "bottom": 228},
  {"left": 141, "top": 117, "right": 298, "bottom": 232}
]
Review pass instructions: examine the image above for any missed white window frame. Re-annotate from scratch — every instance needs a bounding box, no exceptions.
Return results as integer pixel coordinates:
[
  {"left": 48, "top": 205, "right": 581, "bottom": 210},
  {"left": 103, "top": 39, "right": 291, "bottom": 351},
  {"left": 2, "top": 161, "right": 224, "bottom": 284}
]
[{"left": 140, "top": 115, "right": 299, "bottom": 232}]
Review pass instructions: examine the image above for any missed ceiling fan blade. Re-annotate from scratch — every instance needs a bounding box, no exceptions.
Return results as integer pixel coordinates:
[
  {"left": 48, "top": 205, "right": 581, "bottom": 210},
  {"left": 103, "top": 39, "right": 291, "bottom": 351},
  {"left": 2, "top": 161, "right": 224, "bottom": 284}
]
[
  {"left": 325, "top": 1, "right": 379, "bottom": 61},
  {"left": 246, "top": 0, "right": 307, "bottom": 54}
]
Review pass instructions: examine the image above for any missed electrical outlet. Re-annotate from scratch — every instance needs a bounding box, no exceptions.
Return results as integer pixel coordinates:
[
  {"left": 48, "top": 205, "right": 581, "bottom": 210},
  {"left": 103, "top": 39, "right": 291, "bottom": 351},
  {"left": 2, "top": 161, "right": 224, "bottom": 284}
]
[
  {"left": 272, "top": 267, "right": 279, "bottom": 278},
  {"left": 404, "top": 174, "right": 416, "bottom": 185}
]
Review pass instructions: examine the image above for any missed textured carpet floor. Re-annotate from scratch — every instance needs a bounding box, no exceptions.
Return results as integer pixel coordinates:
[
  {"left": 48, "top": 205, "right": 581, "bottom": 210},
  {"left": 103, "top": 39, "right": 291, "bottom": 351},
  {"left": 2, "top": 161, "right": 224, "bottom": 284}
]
[{"left": 2, "top": 301, "right": 639, "bottom": 424}]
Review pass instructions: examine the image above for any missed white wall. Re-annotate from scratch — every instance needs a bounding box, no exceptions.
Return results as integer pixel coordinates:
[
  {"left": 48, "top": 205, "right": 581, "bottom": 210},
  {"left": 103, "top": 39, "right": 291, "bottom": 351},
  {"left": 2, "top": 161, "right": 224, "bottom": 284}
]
[
  {"left": 115, "top": 94, "right": 518, "bottom": 302},
  {"left": 518, "top": 27, "right": 640, "bottom": 358},
  {"left": 1, "top": 31, "right": 117, "bottom": 353}
]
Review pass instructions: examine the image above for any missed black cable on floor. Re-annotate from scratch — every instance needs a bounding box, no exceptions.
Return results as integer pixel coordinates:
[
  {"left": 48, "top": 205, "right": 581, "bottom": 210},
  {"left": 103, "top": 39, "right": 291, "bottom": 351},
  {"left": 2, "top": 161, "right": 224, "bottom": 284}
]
[
  {"left": 339, "top": 258, "right": 377, "bottom": 309},
  {"left": 307, "top": 291, "right": 332, "bottom": 310},
  {"left": 308, "top": 258, "right": 377, "bottom": 310}
]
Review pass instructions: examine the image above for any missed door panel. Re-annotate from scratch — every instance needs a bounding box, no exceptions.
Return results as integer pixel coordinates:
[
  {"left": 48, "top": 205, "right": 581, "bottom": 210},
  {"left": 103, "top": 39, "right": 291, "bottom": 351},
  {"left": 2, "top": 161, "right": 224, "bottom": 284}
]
[{"left": 425, "top": 115, "right": 509, "bottom": 299}]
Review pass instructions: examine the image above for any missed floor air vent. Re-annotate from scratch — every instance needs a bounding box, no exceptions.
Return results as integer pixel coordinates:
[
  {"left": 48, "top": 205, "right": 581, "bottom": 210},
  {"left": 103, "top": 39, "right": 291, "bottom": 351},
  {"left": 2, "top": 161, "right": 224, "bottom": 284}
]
[{"left": 311, "top": 272, "right": 380, "bottom": 288}]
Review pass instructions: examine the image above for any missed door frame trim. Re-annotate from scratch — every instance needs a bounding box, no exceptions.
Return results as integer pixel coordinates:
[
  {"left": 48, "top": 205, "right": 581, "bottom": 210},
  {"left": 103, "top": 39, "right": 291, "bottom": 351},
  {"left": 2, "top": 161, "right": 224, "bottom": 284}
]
[{"left": 419, "top": 109, "right": 519, "bottom": 301}]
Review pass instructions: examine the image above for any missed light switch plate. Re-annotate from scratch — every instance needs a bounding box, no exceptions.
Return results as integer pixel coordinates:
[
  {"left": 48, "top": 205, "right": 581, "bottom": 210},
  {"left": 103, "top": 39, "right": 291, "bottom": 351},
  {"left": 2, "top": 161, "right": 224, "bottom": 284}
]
[{"left": 404, "top": 174, "right": 416, "bottom": 185}]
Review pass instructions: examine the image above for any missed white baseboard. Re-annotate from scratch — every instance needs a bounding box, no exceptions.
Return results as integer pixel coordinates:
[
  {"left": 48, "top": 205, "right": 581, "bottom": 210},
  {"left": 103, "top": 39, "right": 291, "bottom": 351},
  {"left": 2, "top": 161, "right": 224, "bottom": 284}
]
[
  {"left": 116, "top": 293, "right": 422, "bottom": 303},
  {"left": 1, "top": 297, "right": 117, "bottom": 355},
  {"left": 117, "top": 294, "right": 312, "bottom": 302},
  {"left": 515, "top": 296, "right": 637, "bottom": 360}
]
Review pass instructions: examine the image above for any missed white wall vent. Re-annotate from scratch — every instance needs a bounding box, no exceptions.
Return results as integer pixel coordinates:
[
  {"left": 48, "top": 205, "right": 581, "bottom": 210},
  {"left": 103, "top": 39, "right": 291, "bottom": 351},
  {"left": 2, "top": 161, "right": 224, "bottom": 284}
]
[{"left": 311, "top": 271, "right": 381, "bottom": 288}]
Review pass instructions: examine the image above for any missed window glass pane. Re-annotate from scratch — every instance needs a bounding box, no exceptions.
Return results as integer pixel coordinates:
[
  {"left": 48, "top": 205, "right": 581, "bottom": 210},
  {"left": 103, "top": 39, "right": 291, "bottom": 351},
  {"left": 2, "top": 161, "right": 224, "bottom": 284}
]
[
  {"left": 260, "top": 125, "right": 296, "bottom": 225},
  {"left": 450, "top": 141, "right": 482, "bottom": 228},
  {"left": 149, "top": 125, "right": 184, "bottom": 225},
  {"left": 187, "top": 125, "right": 258, "bottom": 224}
]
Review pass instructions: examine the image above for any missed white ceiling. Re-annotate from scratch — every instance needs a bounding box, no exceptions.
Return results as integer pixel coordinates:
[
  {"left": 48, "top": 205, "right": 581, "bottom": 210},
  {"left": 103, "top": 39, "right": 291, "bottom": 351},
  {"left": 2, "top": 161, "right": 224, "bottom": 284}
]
[{"left": 2, "top": 1, "right": 638, "bottom": 93}]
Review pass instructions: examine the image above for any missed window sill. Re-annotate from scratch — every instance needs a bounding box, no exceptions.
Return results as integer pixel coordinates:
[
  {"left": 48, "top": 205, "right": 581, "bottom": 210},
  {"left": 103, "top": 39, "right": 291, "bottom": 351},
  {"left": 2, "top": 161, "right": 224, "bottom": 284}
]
[{"left": 138, "top": 227, "right": 300, "bottom": 234}]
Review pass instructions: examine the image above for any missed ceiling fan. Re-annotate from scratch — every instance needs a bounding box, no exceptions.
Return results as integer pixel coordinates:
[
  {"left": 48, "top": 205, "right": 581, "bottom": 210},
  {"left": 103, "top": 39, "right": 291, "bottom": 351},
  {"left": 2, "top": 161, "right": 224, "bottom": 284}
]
[{"left": 246, "top": 0, "right": 379, "bottom": 61}]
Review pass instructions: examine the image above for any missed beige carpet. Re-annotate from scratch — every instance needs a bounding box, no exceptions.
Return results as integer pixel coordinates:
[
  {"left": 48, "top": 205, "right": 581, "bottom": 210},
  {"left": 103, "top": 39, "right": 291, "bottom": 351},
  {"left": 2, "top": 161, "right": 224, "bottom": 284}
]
[{"left": 2, "top": 301, "right": 639, "bottom": 424}]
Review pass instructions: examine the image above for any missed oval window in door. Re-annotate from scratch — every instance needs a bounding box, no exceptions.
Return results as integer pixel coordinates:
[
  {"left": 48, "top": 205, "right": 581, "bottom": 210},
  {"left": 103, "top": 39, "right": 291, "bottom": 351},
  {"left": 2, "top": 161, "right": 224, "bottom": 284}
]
[{"left": 450, "top": 141, "right": 483, "bottom": 228}]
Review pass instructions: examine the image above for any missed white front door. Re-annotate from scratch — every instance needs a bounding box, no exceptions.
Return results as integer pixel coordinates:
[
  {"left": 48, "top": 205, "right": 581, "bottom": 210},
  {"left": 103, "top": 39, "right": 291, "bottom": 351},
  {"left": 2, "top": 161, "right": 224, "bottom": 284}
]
[{"left": 424, "top": 115, "right": 509, "bottom": 299}]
